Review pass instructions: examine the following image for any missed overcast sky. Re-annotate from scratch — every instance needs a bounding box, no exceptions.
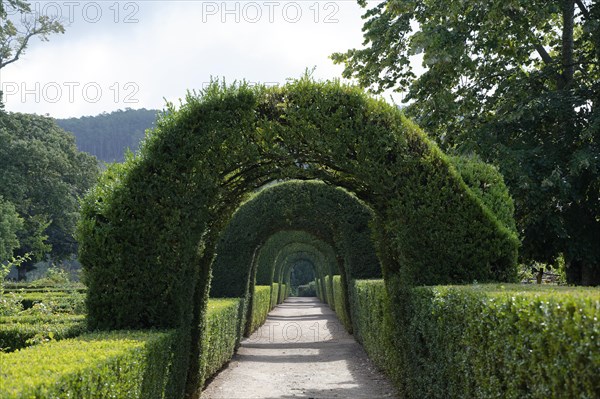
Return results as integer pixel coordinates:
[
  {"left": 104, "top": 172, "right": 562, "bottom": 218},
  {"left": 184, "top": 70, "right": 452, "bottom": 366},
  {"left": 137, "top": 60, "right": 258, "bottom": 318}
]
[{"left": 0, "top": 0, "right": 409, "bottom": 118}]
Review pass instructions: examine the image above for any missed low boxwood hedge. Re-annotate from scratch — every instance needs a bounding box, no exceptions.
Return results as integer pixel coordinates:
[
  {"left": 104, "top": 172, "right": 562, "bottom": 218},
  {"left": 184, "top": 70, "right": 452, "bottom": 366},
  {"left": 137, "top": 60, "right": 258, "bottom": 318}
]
[
  {"left": 352, "top": 280, "right": 600, "bottom": 399},
  {"left": 247, "top": 285, "right": 271, "bottom": 335},
  {"left": 17, "top": 291, "right": 85, "bottom": 314},
  {"left": 0, "top": 318, "right": 87, "bottom": 352},
  {"left": 0, "top": 314, "right": 85, "bottom": 324},
  {"left": 201, "top": 298, "right": 244, "bottom": 385},
  {"left": 0, "top": 330, "right": 175, "bottom": 399}
]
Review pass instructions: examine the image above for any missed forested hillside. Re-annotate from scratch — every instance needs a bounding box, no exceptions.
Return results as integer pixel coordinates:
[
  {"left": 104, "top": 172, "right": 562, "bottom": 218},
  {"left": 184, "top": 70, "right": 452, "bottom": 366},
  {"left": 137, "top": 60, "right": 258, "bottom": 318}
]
[{"left": 56, "top": 108, "right": 158, "bottom": 163}]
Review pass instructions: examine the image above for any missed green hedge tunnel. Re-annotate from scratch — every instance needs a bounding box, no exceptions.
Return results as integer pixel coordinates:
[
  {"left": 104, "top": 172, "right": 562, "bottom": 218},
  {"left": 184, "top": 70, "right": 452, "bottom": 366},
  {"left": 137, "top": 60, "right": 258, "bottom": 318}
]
[{"left": 78, "top": 79, "right": 519, "bottom": 397}]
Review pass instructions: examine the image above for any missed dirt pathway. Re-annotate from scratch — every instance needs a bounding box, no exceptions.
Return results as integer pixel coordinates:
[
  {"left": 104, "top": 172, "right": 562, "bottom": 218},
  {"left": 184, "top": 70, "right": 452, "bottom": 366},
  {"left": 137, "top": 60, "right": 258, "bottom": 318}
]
[{"left": 201, "top": 297, "right": 396, "bottom": 398}]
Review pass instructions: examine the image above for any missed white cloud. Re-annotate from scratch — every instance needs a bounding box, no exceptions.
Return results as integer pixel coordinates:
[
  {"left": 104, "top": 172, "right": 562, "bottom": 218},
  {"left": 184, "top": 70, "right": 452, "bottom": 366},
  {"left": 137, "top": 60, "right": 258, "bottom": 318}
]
[{"left": 1, "top": 1, "right": 372, "bottom": 118}]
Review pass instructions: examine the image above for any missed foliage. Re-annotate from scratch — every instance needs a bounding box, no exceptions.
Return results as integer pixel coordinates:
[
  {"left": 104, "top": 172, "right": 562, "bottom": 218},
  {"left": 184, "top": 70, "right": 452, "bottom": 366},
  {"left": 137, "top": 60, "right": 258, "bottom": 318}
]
[
  {"left": 0, "top": 198, "right": 22, "bottom": 261},
  {"left": 56, "top": 108, "right": 159, "bottom": 163},
  {"left": 315, "top": 278, "right": 323, "bottom": 301},
  {"left": 0, "top": 330, "right": 175, "bottom": 399},
  {"left": 0, "top": 0, "right": 64, "bottom": 109},
  {"left": 278, "top": 283, "right": 286, "bottom": 304},
  {"left": 0, "top": 0, "right": 64, "bottom": 69},
  {"left": 247, "top": 285, "right": 271, "bottom": 336},
  {"left": 352, "top": 279, "right": 600, "bottom": 398},
  {"left": 18, "top": 291, "right": 86, "bottom": 315},
  {"left": 255, "top": 230, "right": 338, "bottom": 290},
  {"left": 333, "top": 0, "right": 600, "bottom": 284},
  {"left": 0, "top": 112, "right": 99, "bottom": 278},
  {"left": 201, "top": 298, "right": 244, "bottom": 387},
  {"left": 270, "top": 283, "right": 280, "bottom": 309},
  {"left": 324, "top": 275, "right": 334, "bottom": 309},
  {"left": 0, "top": 254, "right": 29, "bottom": 316},
  {"left": 211, "top": 180, "right": 379, "bottom": 298},
  {"left": 297, "top": 281, "right": 317, "bottom": 297},
  {"left": 0, "top": 317, "right": 86, "bottom": 352},
  {"left": 77, "top": 79, "right": 518, "bottom": 397},
  {"left": 332, "top": 275, "right": 351, "bottom": 332},
  {"left": 290, "top": 260, "right": 316, "bottom": 288}
]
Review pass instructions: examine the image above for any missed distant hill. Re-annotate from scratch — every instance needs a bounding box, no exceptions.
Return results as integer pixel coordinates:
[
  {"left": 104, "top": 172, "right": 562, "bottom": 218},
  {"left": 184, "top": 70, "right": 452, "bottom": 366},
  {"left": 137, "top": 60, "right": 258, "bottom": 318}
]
[{"left": 55, "top": 108, "right": 159, "bottom": 163}]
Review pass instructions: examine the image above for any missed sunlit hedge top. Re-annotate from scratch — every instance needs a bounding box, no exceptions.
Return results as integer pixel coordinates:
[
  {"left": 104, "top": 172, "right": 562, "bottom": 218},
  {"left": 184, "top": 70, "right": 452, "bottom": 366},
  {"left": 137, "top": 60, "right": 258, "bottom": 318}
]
[{"left": 78, "top": 78, "right": 518, "bottom": 330}]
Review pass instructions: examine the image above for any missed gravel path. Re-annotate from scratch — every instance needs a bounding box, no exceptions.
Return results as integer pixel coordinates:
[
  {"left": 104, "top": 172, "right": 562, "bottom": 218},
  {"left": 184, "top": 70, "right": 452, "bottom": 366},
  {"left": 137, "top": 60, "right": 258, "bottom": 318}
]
[{"left": 201, "top": 297, "right": 396, "bottom": 399}]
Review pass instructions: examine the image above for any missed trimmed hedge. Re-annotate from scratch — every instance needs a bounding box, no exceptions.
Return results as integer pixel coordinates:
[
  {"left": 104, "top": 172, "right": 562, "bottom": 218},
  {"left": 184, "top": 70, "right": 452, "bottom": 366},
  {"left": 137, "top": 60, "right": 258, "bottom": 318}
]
[
  {"left": 298, "top": 281, "right": 317, "bottom": 297},
  {"left": 0, "top": 318, "right": 87, "bottom": 352},
  {"left": 18, "top": 291, "right": 85, "bottom": 314},
  {"left": 316, "top": 278, "right": 323, "bottom": 301},
  {"left": 270, "top": 283, "right": 280, "bottom": 310},
  {"left": 352, "top": 280, "right": 600, "bottom": 399},
  {"left": 324, "top": 275, "right": 335, "bottom": 308},
  {"left": 75, "top": 79, "right": 519, "bottom": 397},
  {"left": 254, "top": 230, "right": 339, "bottom": 301},
  {"left": 0, "top": 314, "right": 85, "bottom": 324},
  {"left": 332, "top": 275, "right": 351, "bottom": 332},
  {"left": 211, "top": 180, "right": 380, "bottom": 298},
  {"left": 247, "top": 285, "right": 271, "bottom": 335},
  {"left": 278, "top": 284, "right": 286, "bottom": 304},
  {"left": 202, "top": 298, "right": 243, "bottom": 385},
  {"left": 0, "top": 330, "right": 175, "bottom": 399}
]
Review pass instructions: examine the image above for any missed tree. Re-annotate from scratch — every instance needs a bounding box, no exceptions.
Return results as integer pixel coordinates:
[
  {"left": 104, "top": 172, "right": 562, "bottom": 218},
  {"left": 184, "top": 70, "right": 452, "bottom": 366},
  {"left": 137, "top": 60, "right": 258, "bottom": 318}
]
[
  {"left": 333, "top": 0, "right": 600, "bottom": 285},
  {"left": 0, "top": 196, "right": 22, "bottom": 262},
  {"left": 0, "top": 0, "right": 64, "bottom": 107},
  {"left": 0, "top": 111, "right": 98, "bottom": 279},
  {"left": 0, "top": 0, "right": 64, "bottom": 69}
]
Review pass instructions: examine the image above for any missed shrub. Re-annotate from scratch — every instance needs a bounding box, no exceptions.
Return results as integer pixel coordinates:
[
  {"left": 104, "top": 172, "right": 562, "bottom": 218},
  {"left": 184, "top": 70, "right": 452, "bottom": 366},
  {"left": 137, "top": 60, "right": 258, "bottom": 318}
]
[
  {"left": 278, "top": 284, "right": 286, "bottom": 304},
  {"left": 297, "top": 281, "right": 317, "bottom": 297},
  {"left": 201, "top": 298, "right": 243, "bottom": 385},
  {"left": 332, "top": 276, "right": 351, "bottom": 332},
  {"left": 247, "top": 285, "right": 271, "bottom": 335},
  {"left": 352, "top": 280, "right": 600, "bottom": 399},
  {"left": 0, "top": 318, "right": 87, "bottom": 352},
  {"left": 270, "top": 283, "right": 279, "bottom": 310},
  {"left": 0, "top": 330, "right": 175, "bottom": 399},
  {"left": 18, "top": 291, "right": 86, "bottom": 314},
  {"left": 315, "top": 278, "right": 323, "bottom": 301},
  {"left": 324, "top": 275, "right": 335, "bottom": 308}
]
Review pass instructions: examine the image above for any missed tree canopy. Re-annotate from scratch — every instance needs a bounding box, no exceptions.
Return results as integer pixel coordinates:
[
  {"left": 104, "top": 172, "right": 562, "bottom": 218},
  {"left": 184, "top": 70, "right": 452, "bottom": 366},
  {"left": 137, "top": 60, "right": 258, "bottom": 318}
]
[
  {"left": 0, "top": 111, "right": 98, "bottom": 276},
  {"left": 0, "top": 197, "right": 22, "bottom": 261},
  {"left": 333, "top": 0, "right": 600, "bottom": 284}
]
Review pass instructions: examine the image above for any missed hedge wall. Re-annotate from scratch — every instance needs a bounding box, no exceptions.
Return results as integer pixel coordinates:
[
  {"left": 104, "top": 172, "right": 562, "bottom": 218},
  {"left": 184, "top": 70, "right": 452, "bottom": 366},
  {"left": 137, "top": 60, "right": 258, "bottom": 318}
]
[
  {"left": 270, "top": 283, "right": 280, "bottom": 310},
  {"left": 352, "top": 280, "right": 600, "bottom": 399},
  {"left": 17, "top": 291, "right": 85, "bottom": 314},
  {"left": 0, "top": 318, "right": 87, "bottom": 352},
  {"left": 247, "top": 285, "right": 271, "bottom": 335},
  {"left": 332, "top": 276, "right": 351, "bottom": 332},
  {"left": 0, "top": 330, "right": 175, "bottom": 399},
  {"left": 201, "top": 298, "right": 244, "bottom": 386},
  {"left": 316, "top": 278, "right": 323, "bottom": 301},
  {"left": 278, "top": 284, "right": 286, "bottom": 304},
  {"left": 323, "top": 275, "right": 335, "bottom": 308}
]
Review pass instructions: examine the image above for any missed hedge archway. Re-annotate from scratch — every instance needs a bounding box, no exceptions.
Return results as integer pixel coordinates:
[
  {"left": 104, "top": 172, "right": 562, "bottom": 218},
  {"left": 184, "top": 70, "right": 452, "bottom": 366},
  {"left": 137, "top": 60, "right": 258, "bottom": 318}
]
[
  {"left": 78, "top": 78, "right": 519, "bottom": 397},
  {"left": 211, "top": 180, "right": 379, "bottom": 298},
  {"left": 254, "top": 230, "right": 339, "bottom": 288}
]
